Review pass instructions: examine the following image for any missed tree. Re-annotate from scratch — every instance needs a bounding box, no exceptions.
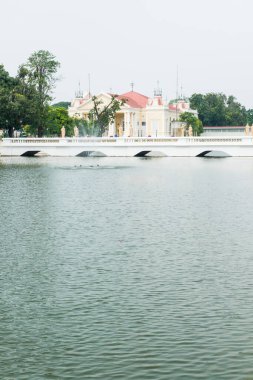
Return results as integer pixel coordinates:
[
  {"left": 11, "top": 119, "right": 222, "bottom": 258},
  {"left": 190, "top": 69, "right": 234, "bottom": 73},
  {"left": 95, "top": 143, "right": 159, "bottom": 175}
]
[
  {"left": 179, "top": 112, "right": 203, "bottom": 135},
  {"left": 45, "top": 107, "right": 74, "bottom": 137},
  {"left": 14, "top": 65, "right": 39, "bottom": 135},
  {"left": 0, "top": 64, "right": 15, "bottom": 135},
  {"left": 246, "top": 109, "right": 253, "bottom": 125},
  {"left": 19, "top": 50, "right": 60, "bottom": 136},
  {"left": 190, "top": 93, "right": 247, "bottom": 126},
  {"left": 225, "top": 96, "right": 247, "bottom": 125},
  {"left": 88, "top": 95, "right": 126, "bottom": 136},
  {"left": 52, "top": 101, "right": 70, "bottom": 109},
  {"left": 190, "top": 93, "right": 227, "bottom": 126},
  {"left": 0, "top": 64, "right": 28, "bottom": 136}
]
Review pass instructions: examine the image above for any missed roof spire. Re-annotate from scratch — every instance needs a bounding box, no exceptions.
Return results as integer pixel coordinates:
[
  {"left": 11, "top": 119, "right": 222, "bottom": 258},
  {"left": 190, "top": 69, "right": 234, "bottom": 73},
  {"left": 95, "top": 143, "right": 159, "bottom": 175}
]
[
  {"left": 130, "top": 82, "right": 134, "bottom": 92},
  {"left": 88, "top": 73, "right": 91, "bottom": 98},
  {"left": 154, "top": 80, "right": 162, "bottom": 97},
  {"left": 75, "top": 81, "right": 83, "bottom": 98}
]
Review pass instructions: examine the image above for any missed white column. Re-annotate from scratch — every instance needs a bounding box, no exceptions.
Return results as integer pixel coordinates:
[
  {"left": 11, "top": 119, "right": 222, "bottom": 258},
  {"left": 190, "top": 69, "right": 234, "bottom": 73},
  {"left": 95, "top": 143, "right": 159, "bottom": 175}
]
[
  {"left": 108, "top": 121, "right": 115, "bottom": 137},
  {"left": 130, "top": 112, "right": 135, "bottom": 136},
  {"left": 124, "top": 112, "right": 130, "bottom": 137}
]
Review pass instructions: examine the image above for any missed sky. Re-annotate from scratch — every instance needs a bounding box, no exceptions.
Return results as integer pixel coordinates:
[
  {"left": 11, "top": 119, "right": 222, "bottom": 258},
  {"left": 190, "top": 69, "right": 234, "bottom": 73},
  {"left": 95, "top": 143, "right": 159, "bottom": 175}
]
[{"left": 1, "top": 0, "right": 253, "bottom": 107}]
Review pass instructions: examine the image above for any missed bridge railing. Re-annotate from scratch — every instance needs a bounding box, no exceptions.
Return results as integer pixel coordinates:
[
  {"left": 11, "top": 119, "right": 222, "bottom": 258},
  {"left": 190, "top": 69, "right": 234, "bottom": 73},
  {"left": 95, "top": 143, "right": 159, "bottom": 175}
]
[
  {"left": 3, "top": 138, "right": 61, "bottom": 144},
  {"left": 121, "top": 137, "right": 179, "bottom": 143},
  {"left": 185, "top": 137, "right": 245, "bottom": 144},
  {"left": 2, "top": 137, "right": 117, "bottom": 144},
  {"left": 116, "top": 136, "right": 252, "bottom": 144},
  {"left": 2, "top": 136, "right": 253, "bottom": 145}
]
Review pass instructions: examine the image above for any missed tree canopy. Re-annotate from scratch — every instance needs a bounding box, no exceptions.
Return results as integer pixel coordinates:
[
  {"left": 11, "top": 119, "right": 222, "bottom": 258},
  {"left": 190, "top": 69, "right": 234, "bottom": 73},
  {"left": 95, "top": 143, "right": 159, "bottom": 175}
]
[
  {"left": 0, "top": 64, "right": 27, "bottom": 136},
  {"left": 52, "top": 101, "right": 70, "bottom": 109},
  {"left": 0, "top": 50, "right": 62, "bottom": 137},
  {"left": 88, "top": 95, "right": 126, "bottom": 136},
  {"left": 45, "top": 107, "right": 74, "bottom": 137},
  {"left": 189, "top": 93, "right": 247, "bottom": 126},
  {"left": 246, "top": 109, "right": 253, "bottom": 125},
  {"left": 179, "top": 112, "right": 203, "bottom": 135},
  {"left": 18, "top": 50, "right": 60, "bottom": 136}
]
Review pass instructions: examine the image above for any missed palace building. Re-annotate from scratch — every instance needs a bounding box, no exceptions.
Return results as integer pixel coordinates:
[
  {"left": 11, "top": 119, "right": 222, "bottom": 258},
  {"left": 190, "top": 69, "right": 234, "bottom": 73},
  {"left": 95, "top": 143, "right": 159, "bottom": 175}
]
[{"left": 68, "top": 87, "right": 197, "bottom": 137}]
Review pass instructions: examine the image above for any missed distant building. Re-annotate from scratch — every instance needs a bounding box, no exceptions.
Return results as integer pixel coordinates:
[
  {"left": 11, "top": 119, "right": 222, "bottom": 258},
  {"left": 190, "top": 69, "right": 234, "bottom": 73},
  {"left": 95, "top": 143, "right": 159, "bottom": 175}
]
[{"left": 68, "top": 88, "right": 197, "bottom": 137}]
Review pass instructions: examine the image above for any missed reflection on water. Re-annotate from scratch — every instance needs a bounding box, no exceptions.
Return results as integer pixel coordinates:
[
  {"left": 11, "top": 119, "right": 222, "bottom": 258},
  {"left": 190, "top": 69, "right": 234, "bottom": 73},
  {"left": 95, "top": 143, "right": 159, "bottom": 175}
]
[{"left": 1, "top": 157, "right": 253, "bottom": 379}]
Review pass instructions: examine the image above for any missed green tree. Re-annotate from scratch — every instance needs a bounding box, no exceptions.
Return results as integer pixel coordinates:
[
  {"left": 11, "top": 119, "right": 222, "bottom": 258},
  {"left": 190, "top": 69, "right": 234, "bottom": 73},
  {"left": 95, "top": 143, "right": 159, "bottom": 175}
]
[
  {"left": 190, "top": 93, "right": 247, "bottom": 126},
  {"left": 0, "top": 64, "right": 29, "bottom": 136},
  {"left": 246, "top": 109, "right": 253, "bottom": 125},
  {"left": 0, "top": 65, "right": 14, "bottom": 135},
  {"left": 179, "top": 112, "right": 203, "bottom": 135},
  {"left": 88, "top": 95, "right": 126, "bottom": 136},
  {"left": 52, "top": 101, "right": 70, "bottom": 109},
  {"left": 225, "top": 96, "right": 247, "bottom": 125},
  {"left": 45, "top": 107, "right": 74, "bottom": 137},
  {"left": 190, "top": 93, "right": 227, "bottom": 126},
  {"left": 19, "top": 50, "right": 60, "bottom": 136}
]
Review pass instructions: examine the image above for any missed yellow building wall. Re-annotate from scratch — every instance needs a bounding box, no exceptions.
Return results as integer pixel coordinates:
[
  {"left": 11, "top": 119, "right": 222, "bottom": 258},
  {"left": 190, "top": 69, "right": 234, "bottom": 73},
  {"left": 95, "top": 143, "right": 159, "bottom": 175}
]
[{"left": 146, "top": 109, "right": 168, "bottom": 136}]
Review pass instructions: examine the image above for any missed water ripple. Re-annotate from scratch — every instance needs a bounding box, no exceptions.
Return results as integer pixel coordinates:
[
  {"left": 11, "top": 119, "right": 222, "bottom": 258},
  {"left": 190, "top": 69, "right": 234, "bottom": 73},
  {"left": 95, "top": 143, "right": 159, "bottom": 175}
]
[{"left": 1, "top": 157, "right": 253, "bottom": 379}]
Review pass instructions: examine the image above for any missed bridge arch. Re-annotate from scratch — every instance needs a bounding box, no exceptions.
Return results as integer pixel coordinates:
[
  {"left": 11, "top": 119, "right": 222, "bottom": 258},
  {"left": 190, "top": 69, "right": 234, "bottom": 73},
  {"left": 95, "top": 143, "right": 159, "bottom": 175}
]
[
  {"left": 76, "top": 151, "right": 107, "bottom": 157},
  {"left": 146, "top": 151, "right": 167, "bottom": 157},
  {"left": 196, "top": 150, "right": 231, "bottom": 157},
  {"left": 196, "top": 150, "right": 212, "bottom": 157},
  {"left": 21, "top": 150, "right": 41, "bottom": 157},
  {"left": 21, "top": 150, "right": 49, "bottom": 157},
  {"left": 134, "top": 150, "right": 151, "bottom": 157},
  {"left": 134, "top": 150, "right": 167, "bottom": 157}
]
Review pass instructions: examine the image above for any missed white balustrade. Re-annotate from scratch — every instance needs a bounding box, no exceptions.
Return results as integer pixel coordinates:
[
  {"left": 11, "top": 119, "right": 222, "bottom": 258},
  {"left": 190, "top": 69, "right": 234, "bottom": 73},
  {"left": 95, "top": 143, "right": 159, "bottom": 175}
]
[{"left": 2, "top": 135, "right": 253, "bottom": 146}]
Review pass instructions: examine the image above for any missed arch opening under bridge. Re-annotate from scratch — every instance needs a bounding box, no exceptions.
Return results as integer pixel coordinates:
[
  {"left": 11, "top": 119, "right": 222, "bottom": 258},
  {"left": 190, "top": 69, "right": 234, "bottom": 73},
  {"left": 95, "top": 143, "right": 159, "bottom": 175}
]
[
  {"left": 21, "top": 150, "right": 41, "bottom": 157},
  {"left": 76, "top": 151, "right": 107, "bottom": 157},
  {"left": 196, "top": 150, "right": 231, "bottom": 157}
]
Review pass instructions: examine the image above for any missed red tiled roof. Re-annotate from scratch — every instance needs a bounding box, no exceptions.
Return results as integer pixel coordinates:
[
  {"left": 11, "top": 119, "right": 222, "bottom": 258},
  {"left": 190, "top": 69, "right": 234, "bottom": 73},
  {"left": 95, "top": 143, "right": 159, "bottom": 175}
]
[
  {"left": 149, "top": 96, "right": 163, "bottom": 106},
  {"left": 169, "top": 101, "right": 189, "bottom": 110},
  {"left": 117, "top": 91, "right": 149, "bottom": 108}
]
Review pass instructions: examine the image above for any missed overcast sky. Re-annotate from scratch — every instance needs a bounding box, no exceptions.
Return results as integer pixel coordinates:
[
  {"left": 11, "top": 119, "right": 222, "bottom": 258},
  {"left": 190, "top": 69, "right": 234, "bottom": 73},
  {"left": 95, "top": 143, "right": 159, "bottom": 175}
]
[{"left": 1, "top": 0, "right": 252, "bottom": 107}]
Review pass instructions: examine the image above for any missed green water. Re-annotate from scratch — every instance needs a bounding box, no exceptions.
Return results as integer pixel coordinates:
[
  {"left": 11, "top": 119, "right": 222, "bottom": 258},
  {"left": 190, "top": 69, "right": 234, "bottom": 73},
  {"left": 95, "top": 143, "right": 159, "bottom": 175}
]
[{"left": 1, "top": 157, "right": 253, "bottom": 379}]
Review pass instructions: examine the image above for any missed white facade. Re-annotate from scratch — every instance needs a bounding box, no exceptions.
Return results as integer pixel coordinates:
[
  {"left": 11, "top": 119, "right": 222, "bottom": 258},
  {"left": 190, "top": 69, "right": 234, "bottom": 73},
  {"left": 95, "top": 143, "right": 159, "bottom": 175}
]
[{"left": 68, "top": 90, "right": 198, "bottom": 137}]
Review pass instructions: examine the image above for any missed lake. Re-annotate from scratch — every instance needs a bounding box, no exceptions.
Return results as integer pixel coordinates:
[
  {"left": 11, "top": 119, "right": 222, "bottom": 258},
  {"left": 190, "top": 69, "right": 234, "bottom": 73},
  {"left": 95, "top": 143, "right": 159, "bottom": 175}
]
[{"left": 1, "top": 156, "right": 253, "bottom": 379}]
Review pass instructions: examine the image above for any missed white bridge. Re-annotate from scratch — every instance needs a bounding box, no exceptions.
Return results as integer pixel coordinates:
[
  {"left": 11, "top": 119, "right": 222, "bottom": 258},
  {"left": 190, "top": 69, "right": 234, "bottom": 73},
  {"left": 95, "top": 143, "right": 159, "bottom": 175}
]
[{"left": 1, "top": 136, "right": 253, "bottom": 157}]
